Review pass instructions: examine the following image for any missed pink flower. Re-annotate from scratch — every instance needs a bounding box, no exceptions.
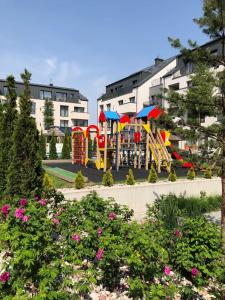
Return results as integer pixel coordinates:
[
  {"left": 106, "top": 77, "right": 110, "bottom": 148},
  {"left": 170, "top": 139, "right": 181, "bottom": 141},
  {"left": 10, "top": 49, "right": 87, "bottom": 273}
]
[
  {"left": 164, "top": 266, "right": 171, "bottom": 276},
  {"left": 175, "top": 229, "right": 181, "bottom": 237},
  {"left": 52, "top": 218, "right": 60, "bottom": 225},
  {"left": 191, "top": 267, "right": 199, "bottom": 277},
  {"left": 72, "top": 234, "right": 80, "bottom": 242},
  {"left": 35, "top": 195, "right": 39, "bottom": 201},
  {"left": 96, "top": 248, "right": 104, "bottom": 260},
  {"left": 15, "top": 208, "right": 25, "bottom": 219},
  {"left": 0, "top": 271, "right": 10, "bottom": 283},
  {"left": 1, "top": 204, "right": 10, "bottom": 217},
  {"left": 108, "top": 212, "right": 116, "bottom": 221},
  {"left": 22, "top": 215, "right": 30, "bottom": 222},
  {"left": 39, "top": 199, "right": 46, "bottom": 206},
  {"left": 98, "top": 227, "right": 102, "bottom": 237},
  {"left": 20, "top": 198, "right": 27, "bottom": 207}
]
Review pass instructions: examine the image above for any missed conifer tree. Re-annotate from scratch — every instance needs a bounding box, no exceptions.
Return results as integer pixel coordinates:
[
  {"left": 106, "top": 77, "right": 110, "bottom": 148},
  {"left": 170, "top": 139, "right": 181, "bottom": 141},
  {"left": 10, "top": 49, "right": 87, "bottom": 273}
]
[
  {"left": 0, "top": 75, "right": 17, "bottom": 193},
  {"left": 75, "top": 171, "right": 85, "bottom": 189},
  {"left": 88, "top": 138, "right": 93, "bottom": 158},
  {"left": 49, "top": 131, "right": 57, "bottom": 159},
  {"left": 168, "top": 168, "right": 177, "bottom": 182},
  {"left": 39, "top": 130, "right": 47, "bottom": 160},
  {"left": 148, "top": 165, "right": 158, "bottom": 183},
  {"left": 126, "top": 169, "right": 136, "bottom": 185},
  {"left": 102, "top": 169, "right": 114, "bottom": 186},
  {"left": 7, "top": 70, "right": 43, "bottom": 196},
  {"left": 43, "top": 98, "right": 54, "bottom": 130},
  {"left": 204, "top": 167, "right": 212, "bottom": 179},
  {"left": 93, "top": 138, "right": 97, "bottom": 155},
  {"left": 61, "top": 128, "right": 70, "bottom": 159},
  {"left": 187, "top": 167, "right": 195, "bottom": 180}
]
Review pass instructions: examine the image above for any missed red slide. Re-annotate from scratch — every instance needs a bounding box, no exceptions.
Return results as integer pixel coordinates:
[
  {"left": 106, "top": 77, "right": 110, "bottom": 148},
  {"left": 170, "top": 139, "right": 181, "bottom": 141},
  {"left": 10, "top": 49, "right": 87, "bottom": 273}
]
[{"left": 170, "top": 145, "right": 194, "bottom": 168}]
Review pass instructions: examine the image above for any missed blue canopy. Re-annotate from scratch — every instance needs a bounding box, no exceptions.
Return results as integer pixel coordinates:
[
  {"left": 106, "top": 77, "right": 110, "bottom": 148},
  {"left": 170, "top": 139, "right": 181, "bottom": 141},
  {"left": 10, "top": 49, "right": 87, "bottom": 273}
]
[
  {"left": 104, "top": 111, "right": 120, "bottom": 121},
  {"left": 136, "top": 106, "right": 156, "bottom": 119}
]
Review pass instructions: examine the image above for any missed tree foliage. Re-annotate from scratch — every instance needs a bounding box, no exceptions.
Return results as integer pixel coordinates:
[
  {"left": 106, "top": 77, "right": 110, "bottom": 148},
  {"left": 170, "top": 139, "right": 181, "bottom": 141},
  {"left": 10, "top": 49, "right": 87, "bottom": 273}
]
[
  {"left": 61, "top": 128, "right": 70, "bottom": 159},
  {"left": 74, "top": 171, "right": 85, "bottom": 189},
  {"left": 148, "top": 165, "right": 158, "bottom": 183},
  {"left": 43, "top": 98, "right": 54, "bottom": 130},
  {"left": 126, "top": 169, "right": 136, "bottom": 185},
  {"left": 102, "top": 169, "right": 114, "bottom": 186},
  {"left": 39, "top": 131, "right": 47, "bottom": 160},
  {"left": 49, "top": 132, "right": 57, "bottom": 160}
]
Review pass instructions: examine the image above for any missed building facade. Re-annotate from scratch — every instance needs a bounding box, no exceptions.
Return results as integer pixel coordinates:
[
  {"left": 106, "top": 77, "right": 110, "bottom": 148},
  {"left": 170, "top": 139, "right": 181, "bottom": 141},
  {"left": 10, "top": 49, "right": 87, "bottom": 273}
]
[
  {"left": 97, "top": 56, "right": 176, "bottom": 118},
  {"left": 0, "top": 80, "right": 89, "bottom": 132}
]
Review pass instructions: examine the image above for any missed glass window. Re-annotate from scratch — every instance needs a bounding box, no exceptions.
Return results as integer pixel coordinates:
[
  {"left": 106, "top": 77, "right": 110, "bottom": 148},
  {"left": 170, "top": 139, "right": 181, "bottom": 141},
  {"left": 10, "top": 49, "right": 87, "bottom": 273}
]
[
  {"left": 60, "top": 120, "right": 68, "bottom": 127},
  {"left": 129, "top": 97, "right": 135, "bottom": 103},
  {"left": 40, "top": 90, "right": 52, "bottom": 100},
  {"left": 74, "top": 106, "right": 85, "bottom": 113},
  {"left": 106, "top": 104, "right": 111, "bottom": 111},
  {"left": 3, "top": 86, "right": 8, "bottom": 96},
  {"left": 60, "top": 105, "right": 69, "bottom": 117},
  {"left": 132, "top": 80, "right": 137, "bottom": 85},
  {"left": 118, "top": 100, "right": 123, "bottom": 105},
  {"left": 100, "top": 105, "right": 104, "bottom": 111},
  {"left": 31, "top": 102, "right": 36, "bottom": 114},
  {"left": 56, "top": 92, "right": 67, "bottom": 101},
  {"left": 72, "top": 119, "right": 88, "bottom": 127}
]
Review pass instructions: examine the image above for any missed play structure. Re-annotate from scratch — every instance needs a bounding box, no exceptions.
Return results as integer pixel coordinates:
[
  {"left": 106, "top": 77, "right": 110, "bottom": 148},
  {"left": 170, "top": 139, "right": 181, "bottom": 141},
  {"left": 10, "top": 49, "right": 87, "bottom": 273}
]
[{"left": 71, "top": 105, "right": 193, "bottom": 173}]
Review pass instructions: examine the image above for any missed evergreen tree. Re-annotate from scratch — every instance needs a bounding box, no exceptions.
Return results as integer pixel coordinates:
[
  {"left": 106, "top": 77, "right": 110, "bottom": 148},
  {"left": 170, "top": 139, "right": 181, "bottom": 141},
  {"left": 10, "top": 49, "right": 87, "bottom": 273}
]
[
  {"left": 204, "top": 167, "right": 212, "bottom": 179},
  {"left": 43, "top": 173, "right": 53, "bottom": 189},
  {"left": 102, "top": 169, "right": 114, "bottom": 186},
  {"left": 126, "top": 169, "right": 135, "bottom": 185},
  {"left": 43, "top": 98, "right": 54, "bottom": 130},
  {"left": 39, "top": 130, "right": 47, "bottom": 160},
  {"left": 49, "top": 131, "right": 57, "bottom": 159},
  {"left": 187, "top": 167, "right": 196, "bottom": 180},
  {"left": 7, "top": 70, "right": 43, "bottom": 196},
  {"left": 0, "top": 75, "right": 17, "bottom": 193},
  {"left": 93, "top": 138, "right": 97, "bottom": 155},
  {"left": 88, "top": 138, "right": 93, "bottom": 158},
  {"left": 61, "top": 128, "right": 70, "bottom": 159},
  {"left": 162, "top": 0, "right": 225, "bottom": 247},
  {"left": 148, "top": 165, "right": 158, "bottom": 183},
  {"left": 168, "top": 168, "right": 177, "bottom": 182},
  {"left": 74, "top": 171, "right": 85, "bottom": 189}
]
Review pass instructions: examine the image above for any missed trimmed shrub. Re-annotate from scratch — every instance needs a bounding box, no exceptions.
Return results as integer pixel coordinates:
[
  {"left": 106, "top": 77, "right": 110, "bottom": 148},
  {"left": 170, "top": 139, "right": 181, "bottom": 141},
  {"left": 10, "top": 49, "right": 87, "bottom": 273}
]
[
  {"left": 102, "top": 170, "right": 114, "bottom": 186},
  {"left": 43, "top": 173, "right": 53, "bottom": 189},
  {"left": 75, "top": 171, "right": 85, "bottom": 189},
  {"left": 126, "top": 169, "right": 135, "bottom": 185},
  {"left": 148, "top": 165, "right": 158, "bottom": 183},
  {"left": 187, "top": 167, "right": 195, "bottom": 180},
  {"left": 168, "top": 168, "right": 177, "bottom": 182},
  {"left": 204, "top": 167, "right": 212, "bottom": 179},
  {"left": 49, "top": 132, "right": 57, "bottom": 160}
]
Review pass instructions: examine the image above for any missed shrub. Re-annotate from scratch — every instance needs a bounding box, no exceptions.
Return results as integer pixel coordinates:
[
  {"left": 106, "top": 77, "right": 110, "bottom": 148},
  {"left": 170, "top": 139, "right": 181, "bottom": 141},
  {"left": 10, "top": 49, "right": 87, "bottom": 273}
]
[
  {"left": 168, "top": 168, "right": 177, "bottom": 182},
  {"left": 204, "top": 167, "right": 212, "bottom": 179},
  {"left": 148, "top": 165, "right": 158, "bottom": 183},
  {"left": 75, "top": 171, "right": 85, "bottom": 189},
  {"left": 187, "top": 167, "right": 195, "bottom": 180},
  {"left": 126, "top": 169, "right": 135, "bottom": 185},
  {"left": 102, "top": 169, "right": 114, "bottom": 186},
  {"left": 49, "top": 131, "right": 57, "bottom": 160},
  {"left": 43, "top": 173, "right": 53, "bottom": 189}
]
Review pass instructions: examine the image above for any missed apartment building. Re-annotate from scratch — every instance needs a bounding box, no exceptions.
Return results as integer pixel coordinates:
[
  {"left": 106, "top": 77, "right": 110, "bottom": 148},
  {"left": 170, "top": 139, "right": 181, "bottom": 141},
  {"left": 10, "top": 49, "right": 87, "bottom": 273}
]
[
  {"left": 0, "top": 80, "right": 89, "bottom": 132},
  {"left": 97, "top": 56, "right": 176, "bottom": 118}
]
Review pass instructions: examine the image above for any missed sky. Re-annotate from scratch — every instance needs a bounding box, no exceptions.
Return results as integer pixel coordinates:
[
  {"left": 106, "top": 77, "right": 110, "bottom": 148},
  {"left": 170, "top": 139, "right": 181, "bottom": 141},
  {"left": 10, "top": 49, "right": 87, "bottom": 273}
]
[{"left": 0, "top": 0, "right": 208, "bottom": 122}]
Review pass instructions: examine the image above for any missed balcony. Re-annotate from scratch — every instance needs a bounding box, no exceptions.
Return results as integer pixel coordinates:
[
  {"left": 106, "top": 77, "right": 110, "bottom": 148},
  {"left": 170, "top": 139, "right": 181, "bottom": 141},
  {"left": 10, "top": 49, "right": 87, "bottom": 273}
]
[
  {"left": 117, "top": 102, "right": 136, "bottom": 114},
  {"left": 70, "top": 110, "right": 89, "bottom": 120}
]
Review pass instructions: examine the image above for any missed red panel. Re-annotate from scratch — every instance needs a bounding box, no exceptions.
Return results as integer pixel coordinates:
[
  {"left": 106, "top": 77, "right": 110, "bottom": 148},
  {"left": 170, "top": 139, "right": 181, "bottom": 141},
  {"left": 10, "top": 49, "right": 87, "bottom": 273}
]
[
  {"left": 86, "top": 124, "right": 99, "bottom": 138},
  {"left": 98, "top": 135, "right": 105, "bottom": 148},
  {"left": 120, "top": 115, "right": 131, "bottom": 124},
  {"left": 148, "top": 107, "right": 162, "bottom": 119},
  {"left": 99, "top": 111, "right": 106, "bottom": 122},
  {"left": 134, "top": 132, "right": 141, "bottom": 143},
  {"left": 160, "top": 131, "right": 166, "bottom": 142}
]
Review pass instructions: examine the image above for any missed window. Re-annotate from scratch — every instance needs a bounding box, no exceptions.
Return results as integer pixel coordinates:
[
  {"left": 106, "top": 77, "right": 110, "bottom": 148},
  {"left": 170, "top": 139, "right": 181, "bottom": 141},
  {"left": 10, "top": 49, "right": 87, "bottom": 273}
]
[
  {"left": 100, "top": 105, "right": 104, "bottom": 111},
  {"left": 31, "top": 102, "right": 36, "bottom": 114},
  {"left": 72, "top": 119, "right": 88, "bottom": 127},
  {"left": 56, "top": 92, "right": 67, "bottom": 101},
  {"left": 129, "top": 97, "right": 135, "bottom": 103},
  {"left": 185, "top": 62, "right": 193, "bottom": 74},
  {"left": 3, "top": 86, "right": 8, "bottom": 96},
  {"left": 40, "top": 90, "right": 52, "bottom": 100},
  {"left": 70, "top": 93, "right": 74, "bottom": 99},
  {"left": 106, "top": 104, "right": 111, "bottom": 111},
  {"left": 187, "top": 81, "right": 192, "bottom": 88},
  {"left": 60, "top": 105, "right": 69, "bottom": 117},
  {"left": 210, "top": 49, "right": 218, "bottom": 56},
  {"left": 110, "top": 89, "right": 113, "bottom": 93},
  {"left": 60, "top": 120, "right": 68, "bottom": 127},
  {"left": 169, "top": 83, "right": 179, "bottom": 91},
  {"left": 132, "top": 80, "right": 137, "bottom": 85},
  {"left": 118, "top": 100, "right": 123, "bottom": 105},
  {"left": 74, "top": 106, "right": 85, "bottom": 113}
]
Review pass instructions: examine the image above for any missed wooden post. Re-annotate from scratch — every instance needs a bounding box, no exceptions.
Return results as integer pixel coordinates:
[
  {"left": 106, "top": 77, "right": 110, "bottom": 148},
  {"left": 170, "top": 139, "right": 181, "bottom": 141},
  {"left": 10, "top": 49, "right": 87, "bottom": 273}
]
[
  {"left": 85, "top": 136, "right": 88, "bottom": 166},
  {"left": 134, "top": 119, "right": 137, "bottom": 168},
  {"left": 103, "top": 121, "right": 107, "bottom": 172},
  {"left": 145, "top": 120, "right": 150, "bottom": 170},
  {"left": 72, "top": 133, "right": 74, "bottom": 164},
  {"left": 138, "top": 119, "right": 141, "bottom": 169}
]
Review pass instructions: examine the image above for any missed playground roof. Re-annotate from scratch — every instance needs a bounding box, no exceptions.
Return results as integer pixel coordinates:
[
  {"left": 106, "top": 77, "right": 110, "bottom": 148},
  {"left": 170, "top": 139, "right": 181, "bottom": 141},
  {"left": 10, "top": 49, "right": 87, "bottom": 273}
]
[
  {"left": 136, "top": 105, "right": 162, "bottom": 120},
  {"left": 99, "top": 111, "right": 120, "bottom": 122}
]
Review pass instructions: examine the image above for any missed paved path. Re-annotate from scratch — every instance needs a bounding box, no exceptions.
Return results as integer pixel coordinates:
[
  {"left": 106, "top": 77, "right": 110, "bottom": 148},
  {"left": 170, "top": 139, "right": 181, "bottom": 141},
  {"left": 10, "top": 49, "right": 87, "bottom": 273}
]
[{"left": 205, "top": 211, "right": 221, "bottom": 224}]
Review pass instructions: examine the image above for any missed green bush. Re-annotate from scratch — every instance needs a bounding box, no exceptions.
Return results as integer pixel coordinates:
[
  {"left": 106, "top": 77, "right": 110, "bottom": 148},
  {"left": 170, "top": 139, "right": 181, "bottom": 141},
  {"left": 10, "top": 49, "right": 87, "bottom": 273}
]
[
  {"left": 204, "top": 167, "right": 212, "bottom": 179},
  {"left": 168, "top": 168, "right": 177, "bottom": 182},
  {"left": 126, "top": 169, "right": 135, "bottom": 185},
  {"left": 187, "top": 168, "right": 195, "bottom": 180},
  {"left": 102, "top": 169, "right": 114, "bottom": 186},
  {"left": 49, "top": 131, "right": 57, "bottom": 160},
  {"left": 74, "top": 171, "right": 85, "bottom": 189},
  {"left": 148, "top": 165, "right": 158, "bottom": 183},
  {"left": 43, "top": 173, "right": 53, "bottom": 189}
]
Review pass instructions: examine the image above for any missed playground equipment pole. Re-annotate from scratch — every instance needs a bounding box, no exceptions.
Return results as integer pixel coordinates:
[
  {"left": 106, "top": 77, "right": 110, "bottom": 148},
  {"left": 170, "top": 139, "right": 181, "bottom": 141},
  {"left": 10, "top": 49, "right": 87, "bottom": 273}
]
[
  {"left": 103, "top": 121, "right": 107, "bottom": 172},
  {"left": 116, "top": 120, "right": 119, "bottom": 172}
]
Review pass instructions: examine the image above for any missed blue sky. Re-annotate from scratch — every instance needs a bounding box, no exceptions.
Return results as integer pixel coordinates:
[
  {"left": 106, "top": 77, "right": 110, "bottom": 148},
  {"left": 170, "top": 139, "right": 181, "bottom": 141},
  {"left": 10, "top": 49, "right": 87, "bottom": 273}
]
[{"left": 0, "top": 0, "right": 207, "bottom": 122}]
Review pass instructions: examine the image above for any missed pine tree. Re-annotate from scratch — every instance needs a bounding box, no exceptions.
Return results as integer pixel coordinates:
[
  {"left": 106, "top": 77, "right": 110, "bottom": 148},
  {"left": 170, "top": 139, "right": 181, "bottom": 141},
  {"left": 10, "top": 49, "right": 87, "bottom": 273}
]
[
  {"left": 43, "top": 98, "right": 54, "bottom": 130},
  {"left": 49, "top": 131, "right": 57, "bottom": 159},
  {"left": 0, "top": 75, "right": 17, "bottom": 193},
  {"left": 102, "top": 169, "right": 114, "bottom": 186},
  {"left": 126, "top": 169, "right": 135, "bottom": 185},
  {"left": 43, "top": 173, "right": 53, "bottom": 189},
  {"left": 39, "top": 130, "right": 47, "bottom": 160},
  {"left": 163, "top": 0, "right": 225, "bottom": 247},
  {"left": 187, "top": 167, "right": 195, "bottom": 180},
  {"left": 168, "top": 168, "right": 177, "bottom": 182},
  {"left": 93, "top": 138, "right": 97, "bottom": 155},
  {"left": 148, "top": 165, "right": 158, "bottom": 183},
  {"left": 6, "top": 70, "right": 43, "bottom": 196},
  {"left": 204, "top": 167, "right": 212, "bottom": 179},
  {"left": 75, "top": 171, "right": 85, "bottom": 189},
  {"left": 61, "top": 128, "right": 70, "bottom": 159},
  {"left": 88, "top": 138, "right": 93, "bottom": 158}
]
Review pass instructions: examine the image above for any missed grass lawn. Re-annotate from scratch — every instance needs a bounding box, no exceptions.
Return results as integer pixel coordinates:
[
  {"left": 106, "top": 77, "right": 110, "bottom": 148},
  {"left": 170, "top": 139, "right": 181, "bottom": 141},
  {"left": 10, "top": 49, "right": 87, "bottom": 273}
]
[{"left": 46, "top": 172, "right": 73, "bottom": 189}]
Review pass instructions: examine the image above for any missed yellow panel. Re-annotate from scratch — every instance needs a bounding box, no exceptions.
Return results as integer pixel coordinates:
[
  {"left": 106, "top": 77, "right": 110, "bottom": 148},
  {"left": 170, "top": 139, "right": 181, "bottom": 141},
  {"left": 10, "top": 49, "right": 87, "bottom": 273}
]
[
  {"left": 142, "top": 124, "right": 150, "bottom": 133},
  {"left": 85, "top": 158, "right": 89, "bottom": 166},
  {"left": 118, "top": 123, "right": 126, "bottom": 133}
]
